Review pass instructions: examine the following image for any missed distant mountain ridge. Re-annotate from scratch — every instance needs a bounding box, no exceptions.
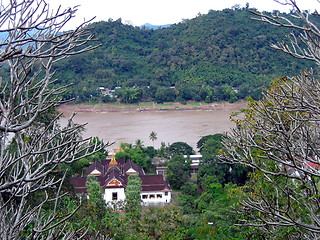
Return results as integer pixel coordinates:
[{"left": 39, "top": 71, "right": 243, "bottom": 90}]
[
  {"left": 141, "top": 23, "right": 172, "bottom": 29},
  {"left": 52, "top": 8, "right": 316, "bottom": 103}
]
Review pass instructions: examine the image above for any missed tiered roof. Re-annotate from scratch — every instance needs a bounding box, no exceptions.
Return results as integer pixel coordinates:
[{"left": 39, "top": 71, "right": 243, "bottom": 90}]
[{"left": 70, "top": 156, "right": 170, "bottom": 194}]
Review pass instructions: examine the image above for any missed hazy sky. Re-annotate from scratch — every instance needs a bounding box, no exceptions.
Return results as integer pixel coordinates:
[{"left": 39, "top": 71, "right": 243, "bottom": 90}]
[{"left": 50, "top": 0, "right": 318, "bottom": 30}]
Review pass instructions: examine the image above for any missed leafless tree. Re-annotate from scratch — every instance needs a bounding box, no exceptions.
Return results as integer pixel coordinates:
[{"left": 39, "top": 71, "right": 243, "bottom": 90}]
[
  {"left": 221, "top": 1, "right": 320, "bottom": 239},
  {"left": 251, "top": 0, "right": 320, "bottom": 64},
  {"left": 0, "top": 0, "right": 108, "bottom": 239}
]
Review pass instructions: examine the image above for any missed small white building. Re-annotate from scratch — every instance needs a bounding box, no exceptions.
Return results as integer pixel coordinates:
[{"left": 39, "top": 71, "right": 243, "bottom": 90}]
[
  {"left": 184, "top": 154, "right": 202, "bottom": 174},
  {"left": 70, "top": 155, "right": 172, "bottom": 206},
  {"left": 139, "top": 175, "right": 171, "bottom": 205}
]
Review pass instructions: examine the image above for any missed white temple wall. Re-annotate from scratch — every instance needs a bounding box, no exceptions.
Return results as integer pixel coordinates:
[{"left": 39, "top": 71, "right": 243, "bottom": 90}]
[
  {"left": 140, "top": 191, "right": 171, "bottom": 205},
  {"left": 103, "top": 188, "right": 172, "bottom": 206},
  {"left": 104, "top": 188, "right": 125, "bottom": 203}
]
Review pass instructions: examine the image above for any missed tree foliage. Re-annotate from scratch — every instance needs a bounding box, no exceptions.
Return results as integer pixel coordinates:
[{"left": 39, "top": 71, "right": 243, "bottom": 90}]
[
  {"left": 197, "top": 134, "right": 251, "bottom": 186},
  {"left": 86, "top": 175, "right": 107, "bottom": 220},
  {"left": 115, "top": 143, "right": 152, "bottom": 169},
  {"left": 168, "top": 141, "right": 194, "bottom": 157},
  {"left": 53, "top": 7, "right": 316, "bottom": 103},
  {"left": 125, "top": 174, "right": 142, "bottom": 220},
  {"left": 167, "top": 155, "right": 191, "bottom": 189},
  {"left": 177, "top": 178, "right": 252, "bottom": 239},
  {"left": 197, "top": 134, "right": 224, "bottom": 153}
]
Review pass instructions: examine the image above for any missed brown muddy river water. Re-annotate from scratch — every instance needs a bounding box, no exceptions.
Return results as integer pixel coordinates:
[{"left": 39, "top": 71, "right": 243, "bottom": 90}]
[{"left": 60, "top": 110, "right": 236, "bottom": 153}]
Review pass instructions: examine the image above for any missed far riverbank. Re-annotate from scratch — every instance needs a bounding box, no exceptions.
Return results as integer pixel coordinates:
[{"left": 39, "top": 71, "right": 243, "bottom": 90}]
[{"left": 58, "top": 101, "right": 248, "bottom": 113}]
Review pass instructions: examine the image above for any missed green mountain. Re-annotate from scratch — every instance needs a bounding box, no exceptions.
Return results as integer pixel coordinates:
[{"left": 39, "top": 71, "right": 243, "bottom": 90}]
[{"left": 54, "top": 8, "right": 316, "bottom": 103}]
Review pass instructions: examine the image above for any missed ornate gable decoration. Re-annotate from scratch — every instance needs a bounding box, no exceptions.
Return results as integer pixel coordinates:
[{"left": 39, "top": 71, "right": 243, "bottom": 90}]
[{"left": 107, "top": 178, "right": 122, "bottom": 187}]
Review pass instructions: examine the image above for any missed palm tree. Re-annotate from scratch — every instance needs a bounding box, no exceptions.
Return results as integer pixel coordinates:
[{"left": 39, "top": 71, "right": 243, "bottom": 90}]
[
  {"left": 119, "top": 142, "right": 132, "bottom": 151},
  {"left": 149, "top": 131, "right": 158, "bottom": 147},
  {"left": 134, "top": 139, "right": 144, "bottom": 150}
]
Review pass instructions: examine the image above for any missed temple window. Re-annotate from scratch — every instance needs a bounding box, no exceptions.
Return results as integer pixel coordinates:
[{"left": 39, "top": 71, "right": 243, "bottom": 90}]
[
  {"left": 149, "top": 194, "right": 155, "bottom": 199},
  {"left": 157, "top": 194, "right": 162, "bottom": 198},
  {"left": 112, "top": 192, "right": 118, "bottom": 200},
  {"left": 142, "top": 195, "right": 148, "bottom": 199}
]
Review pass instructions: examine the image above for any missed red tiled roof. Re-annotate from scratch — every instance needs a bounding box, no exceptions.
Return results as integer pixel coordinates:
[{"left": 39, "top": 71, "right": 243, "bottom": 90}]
[
  {"left": 84, "top": 161, "right": 105, "bottom": 175},
  {"left": 140, "top": 175, "right": 164, "bottom": 185},
  {"left": 70, "top": 176, "right": 87, "bottom": 187},
  {"left": 69, "top": 159, "right": 171, "bottom": 193},
  {"left": 140, "top": 175, "right": 171, "bottom": 192},
  {"left": 123, "top": 161, "right": 145, "bottom": 175},
  {"left": 142, "top": 185, "right": 165, "bottom": 191},
  {"left": 305, "top": 161, "right": 320, "bottom": 170}
]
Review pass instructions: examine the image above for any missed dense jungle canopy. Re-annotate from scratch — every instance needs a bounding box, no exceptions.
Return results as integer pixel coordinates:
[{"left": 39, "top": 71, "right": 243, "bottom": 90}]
[{"left": 51, "top": 7, "right": 317, "bottom": 103}]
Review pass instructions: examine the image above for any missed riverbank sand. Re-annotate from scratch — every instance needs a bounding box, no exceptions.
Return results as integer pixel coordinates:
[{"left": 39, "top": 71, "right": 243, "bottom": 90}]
[{"left": 58, "top": 101, "right": 248, "bottom": 113}]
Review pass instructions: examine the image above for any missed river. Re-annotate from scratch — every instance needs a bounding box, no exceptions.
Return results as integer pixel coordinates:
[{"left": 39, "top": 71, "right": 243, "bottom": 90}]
[{"left": 60, "top": 110, "right": 236, "bottom": 153}]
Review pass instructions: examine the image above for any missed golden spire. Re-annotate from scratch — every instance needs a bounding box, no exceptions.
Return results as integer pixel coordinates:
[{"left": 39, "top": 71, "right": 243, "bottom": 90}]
[{"left": 108, "top": 151, "right": 118, "bottom": 168}]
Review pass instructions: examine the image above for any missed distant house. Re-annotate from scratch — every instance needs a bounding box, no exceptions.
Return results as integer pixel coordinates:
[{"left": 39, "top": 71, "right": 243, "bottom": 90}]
[
  {"left": 184, "top": 154, "right": 202, "bottom": 174},
  {"left": 100, "top": 88, "right": 115, "bottom": 97},
  {"left": 156, "top": 166, "right": 167, "bottom": 175},
  {"left": 69, "top": 154, "right": 171, "bottom": 206}
]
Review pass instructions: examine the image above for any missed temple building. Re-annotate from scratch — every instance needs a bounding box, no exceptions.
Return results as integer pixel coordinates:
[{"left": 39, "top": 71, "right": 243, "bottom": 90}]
[{"left": 69, "top": 154, "right": 172, "bottom": 206}]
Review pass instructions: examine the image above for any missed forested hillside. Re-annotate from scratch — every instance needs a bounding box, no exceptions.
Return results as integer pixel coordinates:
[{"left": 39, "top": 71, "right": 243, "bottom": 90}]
[{"left": 54, "top": 7, "right": 316, "bottom": 103}]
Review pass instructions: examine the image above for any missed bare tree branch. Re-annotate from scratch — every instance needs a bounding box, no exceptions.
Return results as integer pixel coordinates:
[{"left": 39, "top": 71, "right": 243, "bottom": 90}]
[
  {"left": 0, "top": 0, "right": 109, "bottom": 238},
  {"left": 221, "top": 70, "right": 320, "bottom": 237},
  {"left": 250, "top": 0, "right": 320, "bottom": 65}
]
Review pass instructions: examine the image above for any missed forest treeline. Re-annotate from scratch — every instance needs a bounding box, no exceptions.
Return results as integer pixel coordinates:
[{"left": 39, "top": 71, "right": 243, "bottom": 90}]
[{"left": 53, "top": 7, "right": 317, "bottom": 103}]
